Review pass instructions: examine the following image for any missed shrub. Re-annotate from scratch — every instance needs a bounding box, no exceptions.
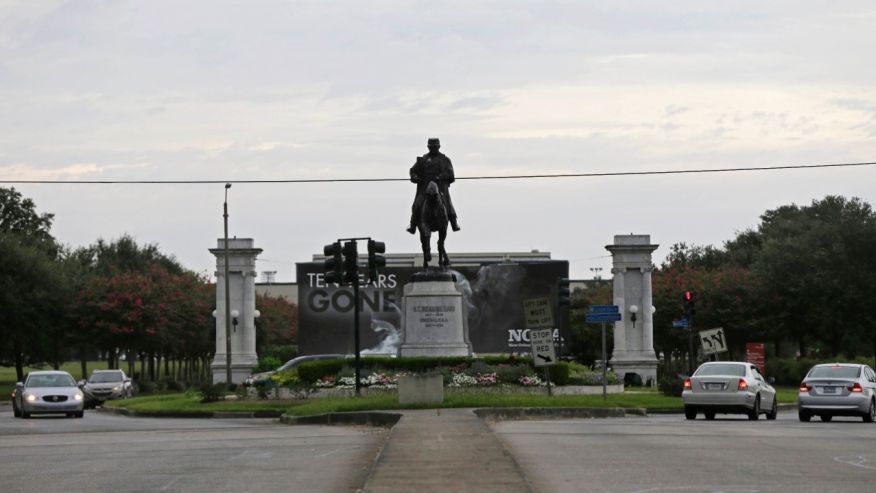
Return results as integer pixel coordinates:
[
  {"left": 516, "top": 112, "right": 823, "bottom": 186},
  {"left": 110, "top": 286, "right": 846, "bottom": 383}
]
[
  {"left": 198, "top": 383, "right": 226, "bottom": 403},
  {"left": 546, "top": 362, "right": 571, "bottom": 385},
  {"left": 254, "top": 379, "right": 275, "bottom": 399},
  {"left": 136, "top": 380, "right": 156, "bottom": 394},
  {"left": 260, "top": 344, "right": 298, "bottom": 363},
  {"left": 297, "top": 359, "right": 348, "bottom": 384},
  {"left": 158, "top": 377, "right": 185, "bottom": 392},
  {"left": 256, "top": 356, "right": 282, "bottom": 373},
  {"left": 658, "top": 375, "right": 684, "bottom": 397},
  {"left": 495, "top": 364, "right": 534, "bottom": 384}
]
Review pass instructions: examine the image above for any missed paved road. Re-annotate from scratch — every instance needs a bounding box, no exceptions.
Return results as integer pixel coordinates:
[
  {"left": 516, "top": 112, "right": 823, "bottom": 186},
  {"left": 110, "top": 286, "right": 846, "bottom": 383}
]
[
  {"left": 0, "top": 406, "right": 387, "bottom": 493},
  {"left": 492, "top": 412, "right": 876, "bottom": 493}
]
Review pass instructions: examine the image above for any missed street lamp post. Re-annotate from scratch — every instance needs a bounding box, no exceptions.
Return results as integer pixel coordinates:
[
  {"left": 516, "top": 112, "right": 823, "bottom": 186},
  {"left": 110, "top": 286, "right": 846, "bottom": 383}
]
[{"left": 223, "top": 183, "right": 232, "bottom": 385}]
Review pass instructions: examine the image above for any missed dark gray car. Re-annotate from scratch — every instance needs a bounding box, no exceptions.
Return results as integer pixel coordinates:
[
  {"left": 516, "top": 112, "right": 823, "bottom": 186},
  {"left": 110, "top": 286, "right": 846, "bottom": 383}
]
[{"left": 81, "top": 369, "right": 133, "bottom": 408}]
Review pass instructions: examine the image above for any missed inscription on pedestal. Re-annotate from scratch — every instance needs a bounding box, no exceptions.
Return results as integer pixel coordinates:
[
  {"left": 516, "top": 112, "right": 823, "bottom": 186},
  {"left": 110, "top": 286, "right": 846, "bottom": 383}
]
[{"left": 400, "top": 280, "right": 472, "bottom": 357}]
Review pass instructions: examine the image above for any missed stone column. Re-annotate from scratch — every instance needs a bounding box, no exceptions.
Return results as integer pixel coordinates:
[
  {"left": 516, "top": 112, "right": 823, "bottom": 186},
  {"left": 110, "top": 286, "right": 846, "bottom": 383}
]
[
  {"left": 611, "top": 267, "right": 626, "bottom": 352},
  {"left": 642, "top": 267, "right": 655, "bottom": 358},
  {"left": 606, "top": 234, "right": 659, "bottom": 386},
  {"left": 209, "top": 238, "right": 263, "bottom": 384}
]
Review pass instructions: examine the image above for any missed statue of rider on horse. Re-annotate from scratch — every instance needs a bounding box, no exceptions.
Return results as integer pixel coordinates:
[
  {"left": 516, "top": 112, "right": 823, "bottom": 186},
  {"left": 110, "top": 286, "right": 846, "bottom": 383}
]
[{"left": 407, "top": 138, "right": 460, "bottom": 269}]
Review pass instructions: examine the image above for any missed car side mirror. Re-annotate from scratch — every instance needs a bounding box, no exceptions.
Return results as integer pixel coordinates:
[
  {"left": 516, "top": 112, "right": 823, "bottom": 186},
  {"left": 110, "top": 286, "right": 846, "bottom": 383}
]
[
  {"left": 767, "top": 377, "right": 775, "bottom": 385},
  {"left": 78, "top": 379, "right": 86, "bottom": 387},
  {"left": 15, "top": 382, "right": 24, "bottom": 390}
]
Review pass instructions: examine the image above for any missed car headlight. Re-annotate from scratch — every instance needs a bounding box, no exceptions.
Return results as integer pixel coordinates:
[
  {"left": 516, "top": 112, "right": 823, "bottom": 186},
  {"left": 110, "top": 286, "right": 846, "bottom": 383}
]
[
  {"left": 113, "top": 385, "right": 122, "bottom": 392},
  {"left": 26, "top": 394, "right": 37, "bottom": 402},
  {"left": 74, "top": 394, "right": 83, "bottom": 401}
]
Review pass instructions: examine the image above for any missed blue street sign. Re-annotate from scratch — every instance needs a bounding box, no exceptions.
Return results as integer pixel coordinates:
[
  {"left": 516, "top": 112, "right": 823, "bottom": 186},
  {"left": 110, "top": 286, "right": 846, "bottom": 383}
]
[
  {"left": 672, "top": 319, "right": 689, "bottom": 328},
  {"left": 586, "top": 312, "right": 622, "bottom": 323},
  {"left": 590, "top": 305, "right": 620, "bottom": 314}
]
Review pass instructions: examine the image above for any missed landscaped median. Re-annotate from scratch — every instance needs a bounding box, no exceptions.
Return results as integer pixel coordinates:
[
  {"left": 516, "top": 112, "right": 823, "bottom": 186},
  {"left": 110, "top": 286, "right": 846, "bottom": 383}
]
[
  {"left": 104, "top": 390, "right": 686, "bottom": 418},
  {"left": 102, "top": 385, "right": 801, "bottom": 418}
]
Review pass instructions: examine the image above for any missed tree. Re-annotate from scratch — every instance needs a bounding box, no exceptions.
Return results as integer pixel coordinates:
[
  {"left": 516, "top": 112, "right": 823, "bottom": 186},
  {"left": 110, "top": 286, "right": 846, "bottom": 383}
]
[
  {"left": 255, "top": 293, "right": 298, "bottom": 358},
  {"left": 0, "top": 188, "right": 66, "bottom": 380},
  {"left": 740, "top": 196, "right": 876, "bottom": 358}
]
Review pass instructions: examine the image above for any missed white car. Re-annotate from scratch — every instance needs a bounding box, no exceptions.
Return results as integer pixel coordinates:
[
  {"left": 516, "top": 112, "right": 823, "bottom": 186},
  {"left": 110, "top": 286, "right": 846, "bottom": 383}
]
[
  {"left": 682, "top": 362, "right": 777, "bottom": 420},
  {"left": 12, "top": 370, "right": 85, "bottom": 419}
]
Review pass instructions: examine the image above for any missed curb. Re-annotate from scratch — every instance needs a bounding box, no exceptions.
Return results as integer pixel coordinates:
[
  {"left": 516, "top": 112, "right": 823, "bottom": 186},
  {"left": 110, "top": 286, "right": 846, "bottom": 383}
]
[
  {"left": 97, "top": 406, "right": 283, "bottom": 419},
  {"left": 474, "top": 407, "right": 645, "bottom": 420},
  {"left": 279, "top": 411, "right": 402, "bottom": 427}
]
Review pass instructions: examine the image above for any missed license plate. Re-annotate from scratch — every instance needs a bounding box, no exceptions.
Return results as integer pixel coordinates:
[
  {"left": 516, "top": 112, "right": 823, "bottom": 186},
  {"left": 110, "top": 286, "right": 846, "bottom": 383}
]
[
  {"left": 707, "top": 383, "right": 723, "bottom": 390},
  {"left": 822, "top": 386, "right": 838, "bottom": 394}
]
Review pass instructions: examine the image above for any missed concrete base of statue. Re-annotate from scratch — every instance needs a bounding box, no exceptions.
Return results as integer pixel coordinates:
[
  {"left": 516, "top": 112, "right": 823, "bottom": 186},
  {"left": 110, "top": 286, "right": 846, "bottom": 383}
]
[
  {"left": 609, "top": 356, "right": 658, "bottom": 387},
  {"left": 210, "top": 355, "right": 258, "bottom": 384},
  {"left": 399, "top": 270, "right": 472, "bottom": 357}
]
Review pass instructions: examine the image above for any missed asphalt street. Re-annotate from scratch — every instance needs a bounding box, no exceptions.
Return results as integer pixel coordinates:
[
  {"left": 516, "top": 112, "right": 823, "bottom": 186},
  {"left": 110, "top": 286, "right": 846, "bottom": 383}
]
[
  {"left": 3, "top": 404, "right": 875, "bottom": 493},
  {"left": 0, "top": 405, "right": 387, "bottom": 493},
  {"left": 493, "top": 412, "right": 876, "bottom": 493}
]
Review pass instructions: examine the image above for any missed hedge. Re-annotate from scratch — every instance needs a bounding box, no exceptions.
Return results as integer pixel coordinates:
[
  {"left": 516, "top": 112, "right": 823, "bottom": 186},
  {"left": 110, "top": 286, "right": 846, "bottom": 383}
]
[
  {"left": 296, "top": 356, "right": 571, "bottom": 385},
  {"left": 765, "top": 356, "right": 875, "bottom": 386}
]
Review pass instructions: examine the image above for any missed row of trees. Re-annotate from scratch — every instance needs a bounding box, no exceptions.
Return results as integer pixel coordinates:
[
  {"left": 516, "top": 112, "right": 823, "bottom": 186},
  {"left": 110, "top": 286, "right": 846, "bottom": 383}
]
[
  {"left": 0, "top": 187, "right": 298, "bottom": 382},
  {"left": 569, "top": 195, "right": 876, "bottom": 370}
]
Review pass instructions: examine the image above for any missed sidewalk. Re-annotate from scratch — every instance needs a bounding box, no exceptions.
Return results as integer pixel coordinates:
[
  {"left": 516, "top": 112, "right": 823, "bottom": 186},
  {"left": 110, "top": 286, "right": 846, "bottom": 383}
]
[{"left": 361, "top": 408, "right": 533, "bottom": 493}]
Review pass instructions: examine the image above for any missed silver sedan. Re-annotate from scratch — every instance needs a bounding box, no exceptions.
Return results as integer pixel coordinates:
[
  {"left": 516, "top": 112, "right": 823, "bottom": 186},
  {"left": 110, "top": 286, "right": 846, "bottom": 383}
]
[
  {"left": 682, "top": 361, "right": 777, "bottom": 420},
  {"left": 12, "top": 370, "right": 85, "bottom": 418},
  {"left": 798, "top": 363, "right": 876, "bottom": 422}
]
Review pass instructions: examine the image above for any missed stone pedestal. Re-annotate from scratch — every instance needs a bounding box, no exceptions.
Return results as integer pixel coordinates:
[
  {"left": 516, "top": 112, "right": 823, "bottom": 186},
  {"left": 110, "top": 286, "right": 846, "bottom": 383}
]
[
  {"left": 399, "top": 271, "right": 472, "bottom": 357},
  {"left": 209, "top": 238, "right": 262, "bottom": 384},
  {"left": 606, "top": 234, "right": 659, "bottom": 386}
]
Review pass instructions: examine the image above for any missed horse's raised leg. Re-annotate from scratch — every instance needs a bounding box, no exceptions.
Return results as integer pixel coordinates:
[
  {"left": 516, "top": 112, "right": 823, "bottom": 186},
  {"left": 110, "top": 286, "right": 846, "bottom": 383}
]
[
  {"left": 420, "top": 229, "right": 432, "bottom": 269},
  {"left": 437, "top": 228, "right": 449, "bottom": 269}
]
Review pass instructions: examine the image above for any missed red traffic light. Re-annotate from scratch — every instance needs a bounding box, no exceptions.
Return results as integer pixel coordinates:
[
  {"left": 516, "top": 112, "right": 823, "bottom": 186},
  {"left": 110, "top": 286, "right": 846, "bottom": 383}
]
[{"left": 684, "top": 291, "right": 694, "bottom": 301}]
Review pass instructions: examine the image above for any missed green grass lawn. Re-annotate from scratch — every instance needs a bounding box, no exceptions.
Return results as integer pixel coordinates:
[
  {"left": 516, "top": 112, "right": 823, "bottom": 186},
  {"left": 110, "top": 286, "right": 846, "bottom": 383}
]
[{"left": 102, "top": 385, "right": 803, "bottom": 417}]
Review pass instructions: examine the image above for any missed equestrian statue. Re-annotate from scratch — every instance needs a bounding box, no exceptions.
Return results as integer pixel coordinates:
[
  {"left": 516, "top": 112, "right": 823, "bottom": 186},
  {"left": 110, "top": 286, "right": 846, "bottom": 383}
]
[{"left": 407, "top": 138, "right": 460, "bottom": 269}]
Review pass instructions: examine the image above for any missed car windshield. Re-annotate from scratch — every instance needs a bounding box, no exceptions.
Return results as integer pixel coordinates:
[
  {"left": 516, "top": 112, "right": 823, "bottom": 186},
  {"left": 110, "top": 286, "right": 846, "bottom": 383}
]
[
  {"left": 89, "top": 372, "right": 123, "bottom": 383},
  {"left": 695, "top": 364, "right": 746, "bottom": 377},
  {"left": 27, "top": 374, "right": 76, "bottom": 387},
  {"left": 808, "top": 366, "right": 860, "bottom": 379}
]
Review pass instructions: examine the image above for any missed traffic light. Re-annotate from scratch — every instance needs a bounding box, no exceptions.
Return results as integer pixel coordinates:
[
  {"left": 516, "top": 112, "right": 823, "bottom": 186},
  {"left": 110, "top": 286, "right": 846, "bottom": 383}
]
[
  {"left": 367, "top": 239, "right": 386, "bottom": 284},
  {"left": 342, "top": 240, "right": 359, "bottom": 284},
  {"left": 682, "top": 290, "right": 696, "bottom": 319},
  {"left": 323, "top": 242, "right": 343, "bottom": 285},
  {"left": 558, "top": 278, "right": 571, "bottom": 306}
]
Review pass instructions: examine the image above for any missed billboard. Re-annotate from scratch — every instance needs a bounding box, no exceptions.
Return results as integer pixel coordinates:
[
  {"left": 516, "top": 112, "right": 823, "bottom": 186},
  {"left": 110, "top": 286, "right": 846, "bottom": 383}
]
[{"left": 297, "top": 260, "right": 569, "bottom": 355}]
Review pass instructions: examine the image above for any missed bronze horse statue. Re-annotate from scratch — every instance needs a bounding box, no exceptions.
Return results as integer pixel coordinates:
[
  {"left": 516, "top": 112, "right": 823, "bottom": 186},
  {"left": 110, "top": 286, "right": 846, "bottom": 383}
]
[{"left": 416, "top": 181, "right": 450, "bottom": 269}]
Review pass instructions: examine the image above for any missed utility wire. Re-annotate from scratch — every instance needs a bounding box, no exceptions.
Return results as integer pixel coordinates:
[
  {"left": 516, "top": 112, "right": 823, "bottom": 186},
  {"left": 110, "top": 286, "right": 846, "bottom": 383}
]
[{"left": 0, "top": 160, "right": 873, "bottom": 185}]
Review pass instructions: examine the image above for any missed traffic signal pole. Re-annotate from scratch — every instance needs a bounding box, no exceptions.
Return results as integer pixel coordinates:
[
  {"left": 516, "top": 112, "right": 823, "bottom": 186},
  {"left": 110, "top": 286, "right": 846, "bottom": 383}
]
[
  {"left": 352, "top": 271, "right": 361, "bottom": 396},
  {"left": 322, "top": 236, "right": 385, "bottom": 398}
]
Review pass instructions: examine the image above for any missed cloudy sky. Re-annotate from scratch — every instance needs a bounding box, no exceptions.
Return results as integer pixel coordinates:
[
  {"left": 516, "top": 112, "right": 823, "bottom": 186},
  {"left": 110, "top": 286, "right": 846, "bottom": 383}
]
[{"left": 2, "top": 1, "right": 875, "bottom": 281}]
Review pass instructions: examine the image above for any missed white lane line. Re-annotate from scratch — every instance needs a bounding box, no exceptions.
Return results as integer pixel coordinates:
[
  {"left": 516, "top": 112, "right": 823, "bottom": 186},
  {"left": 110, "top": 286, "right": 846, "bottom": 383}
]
[
  {"left": 159, "top": 476, "right": 180, "bottom": 491},
  {"left": 834, "top": 455, "right": 876, "bottom": 470},
  {"left": 318, "top": 448, "right": 342, "bottom": 458}
]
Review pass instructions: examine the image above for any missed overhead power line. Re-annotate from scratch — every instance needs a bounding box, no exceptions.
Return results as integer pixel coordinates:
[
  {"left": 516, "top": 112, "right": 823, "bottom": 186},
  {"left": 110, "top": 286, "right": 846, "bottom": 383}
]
[{"left": 0, "top": 160, "right": 873, "bottom": 185}]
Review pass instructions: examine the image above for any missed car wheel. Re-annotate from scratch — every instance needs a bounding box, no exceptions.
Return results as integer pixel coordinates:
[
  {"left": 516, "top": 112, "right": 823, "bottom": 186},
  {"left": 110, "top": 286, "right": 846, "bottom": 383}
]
[
  {"left": 820, "top": 414, "right": 832, "bottom": 422},
  {"left": 864, "top": 400, "right": 875, "bottom": 423},
  {"left": 684, "top": 406, "right": 696, "bottom": 420},
  {"left": 21, "top": 411, "right": 30, "bottom": 419},
  {"left": 766, "top": 397, "right": 778, "bottom": 420},
  {"left": 76, "top": 411, "right": 84, "bottom": 418},
  {"left": 705, "top": 411, "right": 716, "bottom": 420},
  {"left": 13, "top": 404, "right": 21, "bottom": 418},
  {"left": 798, "top": 409, "right": 811, "bottom": 422},
  {"left": 748, "top": 395, "right": 760, "bottom": 420}
]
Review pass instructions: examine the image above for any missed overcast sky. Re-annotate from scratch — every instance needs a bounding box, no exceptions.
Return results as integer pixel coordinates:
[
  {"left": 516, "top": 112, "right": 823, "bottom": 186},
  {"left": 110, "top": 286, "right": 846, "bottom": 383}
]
[{"left": 2, "top": 1, "right": 875, "bottom": 281}]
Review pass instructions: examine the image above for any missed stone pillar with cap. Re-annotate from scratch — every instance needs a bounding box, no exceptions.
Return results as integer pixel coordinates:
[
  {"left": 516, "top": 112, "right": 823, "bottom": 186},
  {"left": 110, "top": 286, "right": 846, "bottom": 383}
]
[
  {"left": 606, "top": 234, "right": 659, "bottom": 386},
  {"left": 209, "top": 238, "right": 263, "bottom": 384}
]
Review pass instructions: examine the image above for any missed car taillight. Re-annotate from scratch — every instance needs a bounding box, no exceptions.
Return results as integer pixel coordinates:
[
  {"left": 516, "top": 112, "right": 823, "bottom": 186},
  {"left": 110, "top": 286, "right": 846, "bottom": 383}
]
[
  {"left": 737, "top": 378, "right": 748, "bottom": 391},
  {"left": 849, "top": 383, "right": 863, "bottom": 393},
  {"left": 799, "top": 382, "right": 811, "bottom": 393},
  {"left": 683, "top": 378, "right": 691, "bottom": 390}
]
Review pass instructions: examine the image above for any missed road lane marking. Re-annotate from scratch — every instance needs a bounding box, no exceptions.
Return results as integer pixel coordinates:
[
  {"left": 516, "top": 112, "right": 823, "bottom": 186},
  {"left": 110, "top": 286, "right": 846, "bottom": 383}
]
[{"left": 834, "top": 455, "right": 876, "bottom": 470}]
